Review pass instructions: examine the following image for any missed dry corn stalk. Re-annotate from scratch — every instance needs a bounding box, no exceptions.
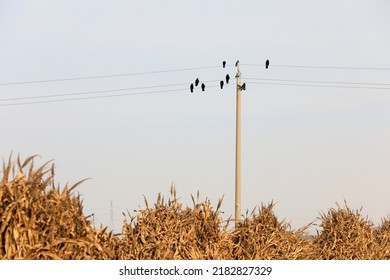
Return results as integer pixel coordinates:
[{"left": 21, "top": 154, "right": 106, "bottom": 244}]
[
  {"left": 312, "top": 202, "right": 383, "bottom": 259},
  {"left": 0, "top": 155, "right": 114, "bottom": 259},
  {"left": 231, "top": 202, "right": 315, "bottom": 260},
  {"left": 1, "top": 155, "right": 390, "bottom": 259},
  {"left": 120, "top": 187, "right": 232, "bottom": 259}
]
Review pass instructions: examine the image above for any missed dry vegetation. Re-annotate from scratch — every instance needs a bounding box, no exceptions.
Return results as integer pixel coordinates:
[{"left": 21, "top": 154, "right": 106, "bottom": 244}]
[{"left": 1, "top": 156, "right": 389, "bottom": 259}]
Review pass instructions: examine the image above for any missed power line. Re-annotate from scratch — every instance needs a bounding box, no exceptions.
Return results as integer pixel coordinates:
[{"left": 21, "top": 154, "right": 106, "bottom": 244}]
[
  {"left": 2, "top": 61, "right": 390, "bottom": 107},
  {"left": 0, "top": 82, "right": 189, "bottom": 102},
  {"left": 0, "top": 88, "right": 187, "bottom": 107},
  {"left": 242, "top": 63, "right": 390, "bottom": 71},
  {"left": 245, "top": 78, "right": 390, "bottom": 87},
  {"left": 0, "top": 65, "right": 225, "bottom": 86},
  {"left": 249, "top": 82, "right": 390, "bottom": 91},
  {"left": 0, "top": 80, "right": 222, "bottom": 103},
  {"left": 0, "top": 83, "right": 225, "bottom": 107},
  {"left": 3, "top": 76, "right": 387, "bottom": 104},
  {"left": 3, "top": 62, "right": 389, "bottom": 87},
  {"left": 1, "top": 80, "right": 389, "bottom": 108}
]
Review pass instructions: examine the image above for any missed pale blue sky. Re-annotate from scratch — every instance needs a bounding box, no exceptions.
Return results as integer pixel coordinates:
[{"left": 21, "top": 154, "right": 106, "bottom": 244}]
[{"left": 1, "top": 0, "right": 390, "bottom": 233}]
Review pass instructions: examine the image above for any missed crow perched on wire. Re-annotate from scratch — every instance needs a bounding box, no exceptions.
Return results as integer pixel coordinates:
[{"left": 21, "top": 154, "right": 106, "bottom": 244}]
[
  {"left": 220, "top": 80, "right": 224, "bottom": 89},
  {"left": 195, "top": 78, "right": 199, "bottom": 86},
  {"left": 223, "top": 61, "right": 226, "bottom": 68},
  {"left": 265, "top": 59, "right": 269, "bottom": 69},
  {"left": 190, "top": 83, "right": 194, "bottom": 93},
  {"left": 226, "top": 74, "right": 230, "bottom": 84},
  {"left": 201, "top": 83, "right": 205, "bottom": 92}
]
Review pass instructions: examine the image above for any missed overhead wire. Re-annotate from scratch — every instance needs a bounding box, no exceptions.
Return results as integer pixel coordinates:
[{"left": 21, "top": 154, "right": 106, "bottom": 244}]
[
  {"left": 0, "top": 65, "right": 227, "bottom": 86},
  {"left": 245, "top": 77, "right": 390, "bottom": 87},
  {"left": 1, "top": 62, "right": 389, "bottom": 87},
  {"left": 242, "top": 64, "right": 390, "bottom": 71},
  {"left": 2, "top": 79, "right": 389, "bottom": 107},
  {"left": 0, "top": 88, "right": 187, "bottom": 107},
  {"left": 0, "top": 80, "right": 223, "bottom": 102},
  {"left": 0, "top": 82, "right": 190, "bottom": 102},
  {"left": 0, "top": 81, "right": 227, "bottom": 107},
  {"left": 4, "top": 62, "right": 390, "bottom": 88},
  {"left": 1, "top": 62, "right": 390, "bottom": 107},
  {"left": 249, "top": 82, "right": 390, "bottom": 91}
]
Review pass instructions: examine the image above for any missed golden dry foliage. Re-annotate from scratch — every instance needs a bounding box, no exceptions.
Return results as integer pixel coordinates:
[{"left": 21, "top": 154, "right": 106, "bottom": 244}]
[
  {"left": 231, "top": 203, "right": 315, "bottom": 260},
  {"left": 120, "top": 189, "right": 232, "bottom": 259},
  {"left": 312, "top": 202, "right": 383, "bottom": 259},
  {"left": 1, "top": 156, "right": 390, "bottom": 259},
  {"left": 373, "top": 216, "right": 390, "bottom": 259},
  {"left": 0, "top": 156, "right": 114, "bottom": 259}
]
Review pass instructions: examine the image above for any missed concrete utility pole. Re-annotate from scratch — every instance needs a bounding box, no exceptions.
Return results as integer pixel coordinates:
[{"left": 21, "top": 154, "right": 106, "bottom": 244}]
[
  {"left": 189, "top": 61, "right": 245, "bottom": 228},
  {"left": 109, "top": 200, "right": 114, "bottom": 232},
  {"left": 235, "top": 61, "right": 242, "bottom": 227}
]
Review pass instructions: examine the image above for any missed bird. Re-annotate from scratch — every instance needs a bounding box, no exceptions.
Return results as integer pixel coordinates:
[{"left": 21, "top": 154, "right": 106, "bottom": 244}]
[
  {"left": 222, "top": 61, "right": 226, "bottom": 68},
  {"left": 265, "top": 59, "right": 269, "bottom": 69},
  {"left": 241, "top": 83, "right": 246, "bottom": 91},
  {"left": 195, "top": 78, "right": 199, "bottom": 87},
  {"left": 220, "top": 80, "right": 224, "bottom": 89},
  {"left": 226, "top": 74, "right": 230, "bottom": 84},
  {"left": 201, "top": 83, "right": 205, "bottom": 92},
  {"left": 235, "top": 60, "right": 239, "bottom": 67},
  {"left": 190, "top": 83, "right": 194, "bottom": 93}
]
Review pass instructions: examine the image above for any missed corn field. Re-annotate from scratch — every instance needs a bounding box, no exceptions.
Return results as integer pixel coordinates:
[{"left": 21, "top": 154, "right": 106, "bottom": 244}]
[{"left": 1, "top": 156, "right": 389, "bottom": 259}]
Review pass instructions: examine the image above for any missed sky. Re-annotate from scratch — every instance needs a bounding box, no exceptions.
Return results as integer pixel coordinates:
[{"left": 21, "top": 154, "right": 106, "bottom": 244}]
[{"left": 1, "top": 0, "right": 390, "bottom": 234}]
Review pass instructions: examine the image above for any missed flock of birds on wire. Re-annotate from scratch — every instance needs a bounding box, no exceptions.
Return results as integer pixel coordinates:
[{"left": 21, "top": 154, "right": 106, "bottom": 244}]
[{"left": 189, "top": 59, "right": 269, "bottom": 93}]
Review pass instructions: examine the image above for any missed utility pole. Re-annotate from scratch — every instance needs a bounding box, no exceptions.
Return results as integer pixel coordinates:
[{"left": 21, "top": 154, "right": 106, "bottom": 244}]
[
  {"left": 235, "top": 61, "right": 242, "bottom": 228},
  {"left": 109, "top": 200, "right": 114, "bottom": 232},
  {"left": 189, "top": 60, "right": 245, "bottom": 228}
]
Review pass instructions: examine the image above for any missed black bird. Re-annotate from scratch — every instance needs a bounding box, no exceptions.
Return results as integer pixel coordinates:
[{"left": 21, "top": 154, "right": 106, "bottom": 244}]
[
  {"left": 222, "top": 61, "right": 226, "bottom": 68},
  {"left": 226, "top": 74, "right": 230, "bottom": 84},
  {"left": 220, "top": 80, "right": 224, "bottom": 89},
  {"left": 265, "top": 59, "right": 269, "bottom": 69},
  {"left": 201, "top": 83, "right": 205, "bottom": 92},
  {"left": 195, "top": 78, "right": 199, "bottom": 87},
  {"left": 190, "top": 83, "right": 194, "bottom": 93},
  {"left": 241, "top": 83, "right": 246, "bottom": 91},
  {"left": 235, "top": 60, "right": 239, "bottom": 67}
]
